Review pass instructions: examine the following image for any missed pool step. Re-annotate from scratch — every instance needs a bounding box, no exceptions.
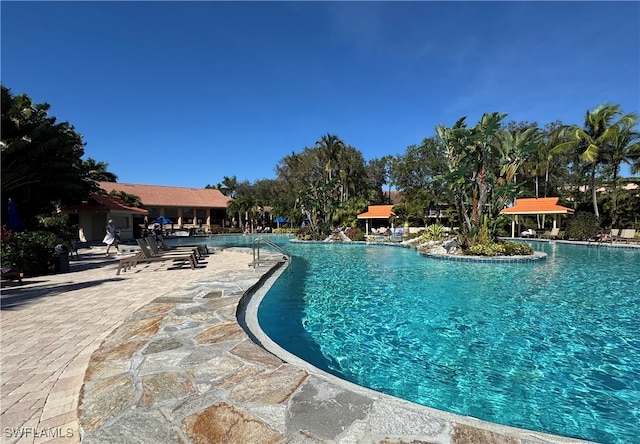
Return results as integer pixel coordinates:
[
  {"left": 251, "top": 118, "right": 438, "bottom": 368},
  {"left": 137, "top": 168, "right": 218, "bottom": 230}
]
[{"left": 248, "top": 256, "right": 289, "bottom": 268}]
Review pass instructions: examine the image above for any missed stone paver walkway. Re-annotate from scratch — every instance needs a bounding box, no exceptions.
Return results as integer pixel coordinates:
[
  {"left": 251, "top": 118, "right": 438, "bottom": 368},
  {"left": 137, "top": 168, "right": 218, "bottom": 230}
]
[
  {"left": 1, "top": 246, "right": 251, "bottom": 443},
  {"left": 1, "top": 243, "right": 592, "bottom": 444}
]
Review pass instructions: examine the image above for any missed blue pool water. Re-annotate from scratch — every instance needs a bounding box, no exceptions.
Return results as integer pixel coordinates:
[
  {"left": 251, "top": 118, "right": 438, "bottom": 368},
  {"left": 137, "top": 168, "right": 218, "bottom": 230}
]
[{"left": 176, "top": 235, "right": 640, "bottom": 443}]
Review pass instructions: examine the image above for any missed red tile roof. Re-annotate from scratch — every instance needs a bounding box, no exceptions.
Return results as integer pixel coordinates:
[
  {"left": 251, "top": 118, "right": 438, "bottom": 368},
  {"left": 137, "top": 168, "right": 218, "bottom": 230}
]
[
  {"left": 98, "top": 182, "right": 231, "bottom": 208},
  {"left": 63, "top": 193, "right": 148, "bottom": 214},
  {"left": 500, "top": 198, "right": 574, "bottom": 215},
  {"left": 357, "top": 205, "right": 396, "bottom": 219}
]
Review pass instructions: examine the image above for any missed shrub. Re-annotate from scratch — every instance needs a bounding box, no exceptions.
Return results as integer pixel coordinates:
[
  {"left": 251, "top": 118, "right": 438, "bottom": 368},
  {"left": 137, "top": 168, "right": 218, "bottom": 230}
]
[
  {"left": 39, "top": 213, "right": 78, "bottom": 240},
  {"left": 273, "top": 228, "right": 297, "bottom": 234},
  {"left": 466, "top": 243, "right": 505, "bottom": 256},
  {"left": 565, "top": 212, "right": 601, "bottom": 240},
  {"left": 1, "top": 230, "right": 57, "bottom": 277},
  {"left": 344, "top": 227, "right": 365, "bottom": 241},
  {"left": 296, "top": 225, "right": 324, "bottom": 241},
  {"left": 420, "top": 224, "right": 445, "bottom": 242},
  {"left": 465, "top": 241, "right": 533, "bottom": 257},
  {"left": 502, "top": 241, "right": 534, "bottom": 256}
]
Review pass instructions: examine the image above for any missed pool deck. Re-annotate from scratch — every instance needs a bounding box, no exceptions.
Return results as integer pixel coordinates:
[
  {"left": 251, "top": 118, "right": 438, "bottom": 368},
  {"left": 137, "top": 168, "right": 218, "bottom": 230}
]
[{"left": 0, "top": 242, "right": 603, "bottom": 443}]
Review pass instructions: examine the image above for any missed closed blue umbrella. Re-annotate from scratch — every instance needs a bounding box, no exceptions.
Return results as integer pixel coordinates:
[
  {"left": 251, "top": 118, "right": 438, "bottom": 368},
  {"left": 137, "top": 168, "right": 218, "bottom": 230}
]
[{"left": 7, "top": 199, "right": 22, "bottom": 232}]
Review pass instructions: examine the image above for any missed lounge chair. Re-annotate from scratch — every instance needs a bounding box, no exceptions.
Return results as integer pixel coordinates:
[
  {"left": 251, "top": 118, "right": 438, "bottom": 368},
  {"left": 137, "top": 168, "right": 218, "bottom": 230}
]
[
  {"left": 541, "top": 227, "right": 560, "bottom": 239},
  {"left": 133, "top": 238, "right": 199, "bottom": 270},
  {"left": 521, "top": 228, "right": 535, "bottom": 238},
  {"left": 150, "top": 236, "right": 206, "bottom": 259},
  {"left": 116, "top": 253, "right": 143, "bottom": 275},
  {"left": 618, "top": 229, "right": 638, "bottom": 243},
  {"left": 589, "top": 228, "right": 619, "bottom": 245},
  {"left": 157, "top": 235, "right": 209, "bottom": 257}
]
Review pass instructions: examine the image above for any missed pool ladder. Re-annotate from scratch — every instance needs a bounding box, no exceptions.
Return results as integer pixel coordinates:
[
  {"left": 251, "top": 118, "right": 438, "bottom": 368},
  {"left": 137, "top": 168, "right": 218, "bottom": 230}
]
[{"left": 250, "top": 237, "right": 291, "bottom": 271}]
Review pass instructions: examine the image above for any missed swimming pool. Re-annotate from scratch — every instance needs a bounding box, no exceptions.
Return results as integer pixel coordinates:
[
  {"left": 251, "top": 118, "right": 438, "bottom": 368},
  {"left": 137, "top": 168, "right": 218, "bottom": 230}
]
[{"left": 175, "top": 235, "right": 640, "bottom": 443}]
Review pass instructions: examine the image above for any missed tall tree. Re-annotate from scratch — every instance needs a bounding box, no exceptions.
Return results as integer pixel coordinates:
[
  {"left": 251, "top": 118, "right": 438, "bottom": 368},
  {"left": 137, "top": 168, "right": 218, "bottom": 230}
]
[
  {"left": 226, "top": 194, "right": 255, "bottom": 231},
  {"left": 554, "top": 104, "right": 637, "bottom": 217},
  {"left": 435, "top": 113, "right": 538, "bottom": 245},
  {"left": 315, "top": 133, "right": 345, "bottom": 183},
  {"left": 1, "top": 85, "right": 89, "bottom": 227},
  {"left": 600, "top": 117, "right": 640, "bottom": 225}
]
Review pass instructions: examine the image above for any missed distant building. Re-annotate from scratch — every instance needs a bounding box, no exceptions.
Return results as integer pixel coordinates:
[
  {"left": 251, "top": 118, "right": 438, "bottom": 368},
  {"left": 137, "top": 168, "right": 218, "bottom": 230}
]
[
  {"left": 98, "top": 182, "right": 231, "bottom": 233},
  {"left": 62, "top": 193, "right": 148, "bottom": 242}
]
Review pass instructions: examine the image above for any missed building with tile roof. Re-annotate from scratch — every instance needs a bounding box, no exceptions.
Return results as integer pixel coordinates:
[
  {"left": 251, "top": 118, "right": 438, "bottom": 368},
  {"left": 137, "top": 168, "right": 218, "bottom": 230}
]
[
  {"left": 500, "top": 197, "right": 575, "bottom": 238},
  {"left": 62, "top": 193, "right": 148, "bottom": 242},
  {"left": 357, "top": 205, "right": 396, "bottom": 234},
  {"left": 98, "top": 182, "right": 231, "bottom": 233}
]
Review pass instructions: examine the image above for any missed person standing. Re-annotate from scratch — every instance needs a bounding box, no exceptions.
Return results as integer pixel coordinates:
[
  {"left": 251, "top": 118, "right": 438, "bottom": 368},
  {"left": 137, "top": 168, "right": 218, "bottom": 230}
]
[{"left": 103, "top": 219, "right": 119, "bottom": 256}]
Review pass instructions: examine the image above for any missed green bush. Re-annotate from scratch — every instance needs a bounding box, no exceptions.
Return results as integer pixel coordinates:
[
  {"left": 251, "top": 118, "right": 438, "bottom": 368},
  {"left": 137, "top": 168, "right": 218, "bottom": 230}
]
[
  {"left": 565, "top": 212, "right": 601, "bottom": 240},
  {"left": 273, "top": 228, "right": 297, "bottom": 234},
  {"left": 39, "top": 213, "right": 78, "bottom": 240},
  {"left": 1, "top": 230, "right": 57, "bottom": 277},
  {"left": 502, "top": 242, "right": 534, "bottom": 256},
  {"left": 466, "top": 241, "right": 533, "bottom": 257},
  {"left": 344, "top": 227, "right": 365, "bottom": 241},
  {"left": 466, "top": 243, "right": 505, "bottom": 256}
]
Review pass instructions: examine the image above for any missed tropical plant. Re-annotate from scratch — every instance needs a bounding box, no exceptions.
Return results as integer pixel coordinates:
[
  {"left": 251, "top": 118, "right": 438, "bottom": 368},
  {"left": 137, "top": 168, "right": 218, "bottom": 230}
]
[
  {"left": 553, "top": 104, "right": 637, "bottom": 218},
  {"left": 599, "top": 118, "right": 640, "bottom": 226},
  {"left": 82, "top": 158, "right": 117, "bottom": 183},
  {"left": 420, "top": 224, "right": 445, "bottom": 242},
  {"left": 435, "top": 112, "right": 535, "bottom": 247},
  {"left": 1, "top": 86, "right": 86, "bottom": 225},
  {"left": 315, "top": 133, "right": 345, "bottom": 184},
  {"left": 1, "top": 85, "right": 116, "bottom": 228},
  {"left": 226, "top": 195, "right": 256, "bottom": 231},
  {"left": 208, "top": 175, "right": 239, "bottom": 197},
  {"left": 108, "top": 190, "right": 143, "bottom": 207}
]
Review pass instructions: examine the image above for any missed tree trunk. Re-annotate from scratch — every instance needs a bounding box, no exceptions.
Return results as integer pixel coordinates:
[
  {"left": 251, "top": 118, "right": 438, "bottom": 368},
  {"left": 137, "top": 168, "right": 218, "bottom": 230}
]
[
  {"left": 611, "top": 162, "right": 619, "bottom": 227},
  {"left": 590, "top": 165, "right": 599, "bottom": 218},
  {"left": 475, "top": 164, "right": 488, "bottom": 225}
]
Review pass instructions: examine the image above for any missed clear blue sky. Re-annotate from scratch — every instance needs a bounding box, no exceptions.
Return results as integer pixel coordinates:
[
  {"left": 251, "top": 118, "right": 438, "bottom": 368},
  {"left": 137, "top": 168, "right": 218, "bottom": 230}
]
[{"left": 2, "top": 1, "right": 639, "bottom": 187}]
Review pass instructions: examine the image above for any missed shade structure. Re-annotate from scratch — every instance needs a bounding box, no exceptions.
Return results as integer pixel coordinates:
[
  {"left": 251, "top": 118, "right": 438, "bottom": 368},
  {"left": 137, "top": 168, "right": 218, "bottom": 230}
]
[
  {"left": 500, "top": 197, "right": 574, "bottom": 237},
  {"left": 357, "top": 205, "right": 395, "bottom": 234}
]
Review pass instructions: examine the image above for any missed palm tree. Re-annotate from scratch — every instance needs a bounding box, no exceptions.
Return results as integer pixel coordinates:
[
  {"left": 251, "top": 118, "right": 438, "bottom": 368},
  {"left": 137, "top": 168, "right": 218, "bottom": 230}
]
[
  {"left": 226, "top": 195, "right": 255, "bottom": 231},
  {"left": 214, "top": 175, "right": 239, "bottom": 197},
  {"left": 554, "top": 104, "right": 637, "bottom": 217},
  {"left": 600, "top": 118, "right": 640, "bottom": 225},
  {"left": 315, "top": 134, "right": 345, "bottom": 183},
  {"left": 82, "top": 158, "right": 117, "bottom": 183}
]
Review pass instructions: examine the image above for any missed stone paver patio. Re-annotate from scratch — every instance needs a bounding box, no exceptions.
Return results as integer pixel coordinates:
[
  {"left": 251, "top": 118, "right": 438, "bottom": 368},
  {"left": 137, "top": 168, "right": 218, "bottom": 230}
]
[{"left": 1, "top": 243, "right": 593, "bottom": 443}]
